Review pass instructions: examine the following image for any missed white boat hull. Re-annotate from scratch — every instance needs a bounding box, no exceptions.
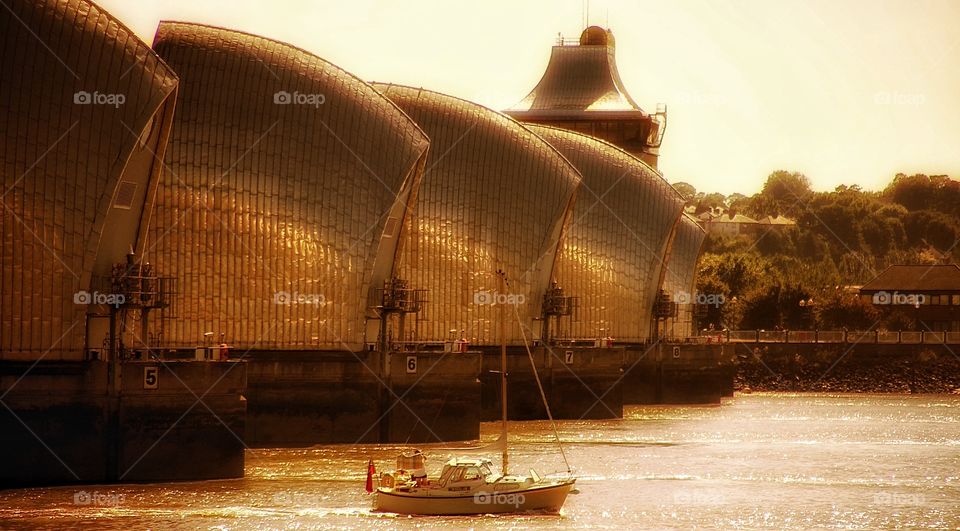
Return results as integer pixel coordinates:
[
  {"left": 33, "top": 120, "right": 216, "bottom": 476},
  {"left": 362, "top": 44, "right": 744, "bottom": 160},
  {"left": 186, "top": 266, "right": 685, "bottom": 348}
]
[{"left": 375, "top": 480, "right": 575, "bottom": 515}]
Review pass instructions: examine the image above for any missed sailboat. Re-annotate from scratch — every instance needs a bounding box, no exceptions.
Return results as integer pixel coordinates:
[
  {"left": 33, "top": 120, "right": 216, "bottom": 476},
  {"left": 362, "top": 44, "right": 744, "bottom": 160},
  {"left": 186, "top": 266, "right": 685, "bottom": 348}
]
[{"left": 372, "top": 271, "right": 577, "bottom": 515}]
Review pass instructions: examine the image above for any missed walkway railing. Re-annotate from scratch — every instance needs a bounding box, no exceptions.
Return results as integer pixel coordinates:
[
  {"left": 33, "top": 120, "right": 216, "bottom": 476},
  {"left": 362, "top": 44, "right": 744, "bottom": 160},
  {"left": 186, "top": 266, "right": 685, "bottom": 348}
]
[{"left": 700, "top": 330, "right": 960, "bottom": 345}]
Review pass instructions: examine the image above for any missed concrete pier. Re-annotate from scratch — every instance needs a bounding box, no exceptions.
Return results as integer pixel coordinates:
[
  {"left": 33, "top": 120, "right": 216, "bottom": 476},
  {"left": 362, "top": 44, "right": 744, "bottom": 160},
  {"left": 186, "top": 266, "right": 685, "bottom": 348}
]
[
  {"left": 243, "top": 350, "right": 482, "bottom": 446},
  {"left": 480, "top": 346, "right": 625, "bottom": 421},
  {"left": 622, "top": 343, "right": 732, "bottom": 405},
  {"left": 0, "top": 360, "right": 246, "bottom": 488},
  {"left": 382, "top": 350, "right": 482, "bottom": 443},
  {"left": 244, "top": 352, "right": 381, "bottom": 445}
]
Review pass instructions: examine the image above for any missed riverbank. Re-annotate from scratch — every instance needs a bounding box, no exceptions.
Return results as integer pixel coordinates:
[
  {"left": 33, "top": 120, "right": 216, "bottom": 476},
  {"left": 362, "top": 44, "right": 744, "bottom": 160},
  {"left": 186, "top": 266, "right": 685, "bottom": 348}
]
[{"left": 735, "top": 349, "right": 960, "bottom": 393}]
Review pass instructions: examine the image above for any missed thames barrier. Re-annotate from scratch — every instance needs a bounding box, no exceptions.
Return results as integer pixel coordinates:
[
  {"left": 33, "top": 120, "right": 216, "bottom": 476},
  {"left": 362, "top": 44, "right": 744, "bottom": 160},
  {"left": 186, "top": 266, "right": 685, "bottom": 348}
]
[{"left": 0, "top": 0, "right": 729, "bottom": 488}]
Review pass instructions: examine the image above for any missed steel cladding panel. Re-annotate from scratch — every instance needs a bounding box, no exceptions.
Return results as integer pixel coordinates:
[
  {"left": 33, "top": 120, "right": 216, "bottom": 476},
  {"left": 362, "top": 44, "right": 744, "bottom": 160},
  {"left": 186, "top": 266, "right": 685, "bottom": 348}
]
[
  {"left": 528, "top": 126, "right": 682, "bottom": 342},
  {"left": 663, "top": 215, "right": 706, "bottom": 338},
  {"left": 0, "top": 0, "right": 177, "bottom": 359},
  {"left": 372, "top": 85, "right": 580, "bottom": 345},
  {"left": 149, "top": 24, "right": 428, "bottom": 350}
]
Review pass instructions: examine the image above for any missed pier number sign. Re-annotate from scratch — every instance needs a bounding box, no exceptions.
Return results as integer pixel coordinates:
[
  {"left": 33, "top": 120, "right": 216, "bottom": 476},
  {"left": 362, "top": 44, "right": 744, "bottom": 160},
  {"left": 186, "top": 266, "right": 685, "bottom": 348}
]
[
  {"left": 143, "top": 366, "right": 159, "bottom": 390},
  {"left": 565, "top": 350, "right": 574, "bottom": 364},
  {"left": 406, "top": 356, "right": 418, "bottom": 374}
]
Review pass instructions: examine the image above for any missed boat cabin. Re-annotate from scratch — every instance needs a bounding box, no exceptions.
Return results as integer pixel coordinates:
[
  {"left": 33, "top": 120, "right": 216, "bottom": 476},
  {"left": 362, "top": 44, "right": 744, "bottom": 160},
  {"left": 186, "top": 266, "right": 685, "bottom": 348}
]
[{"left": 437, "top": 458, "right": 494, "bottom": 489}]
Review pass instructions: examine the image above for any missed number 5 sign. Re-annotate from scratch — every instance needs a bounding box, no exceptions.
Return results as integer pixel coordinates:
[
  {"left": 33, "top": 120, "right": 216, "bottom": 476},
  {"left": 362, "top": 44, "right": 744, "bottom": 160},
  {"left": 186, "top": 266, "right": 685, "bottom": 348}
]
[{"left": 143, "top": 366, "right": 159, "bottom": 390}]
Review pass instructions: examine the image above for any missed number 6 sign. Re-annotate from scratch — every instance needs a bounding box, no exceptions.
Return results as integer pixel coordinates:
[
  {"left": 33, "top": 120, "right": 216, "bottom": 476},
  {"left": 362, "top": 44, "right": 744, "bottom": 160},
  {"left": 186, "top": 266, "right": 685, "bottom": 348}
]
[{"left": 406, "top": 356, "right": 417, "bottom": 374}]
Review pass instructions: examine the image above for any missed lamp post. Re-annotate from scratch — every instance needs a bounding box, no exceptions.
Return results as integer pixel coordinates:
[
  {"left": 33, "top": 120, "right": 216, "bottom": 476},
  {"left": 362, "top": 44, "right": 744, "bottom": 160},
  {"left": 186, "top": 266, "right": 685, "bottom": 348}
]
[
  {"left": 799, "top": 298, "right": 816, "bottom": 331},
  {"left": 726, "top": 296, "right": 739, "bottom": 336}
]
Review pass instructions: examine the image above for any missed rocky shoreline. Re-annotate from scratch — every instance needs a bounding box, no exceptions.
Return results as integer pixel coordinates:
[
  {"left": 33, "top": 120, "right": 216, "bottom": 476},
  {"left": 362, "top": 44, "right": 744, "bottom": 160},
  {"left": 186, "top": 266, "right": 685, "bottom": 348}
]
[{"left": 735, "top": 354, "right": 960, "bottom": 394}]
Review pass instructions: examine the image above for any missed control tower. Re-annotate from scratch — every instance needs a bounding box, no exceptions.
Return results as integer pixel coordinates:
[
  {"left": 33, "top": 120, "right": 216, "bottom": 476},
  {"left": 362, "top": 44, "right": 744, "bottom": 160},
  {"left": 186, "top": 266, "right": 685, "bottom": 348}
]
[{"left": 505, "top": 26, "right": 666, "bottom": 168}]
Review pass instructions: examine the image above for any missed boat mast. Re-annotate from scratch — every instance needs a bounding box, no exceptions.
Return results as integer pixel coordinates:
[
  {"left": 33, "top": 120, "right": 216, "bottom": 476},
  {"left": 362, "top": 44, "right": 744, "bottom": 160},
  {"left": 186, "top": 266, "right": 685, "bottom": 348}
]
[{"left": 497, "top": 269, "right": 508, "bottom": 476}]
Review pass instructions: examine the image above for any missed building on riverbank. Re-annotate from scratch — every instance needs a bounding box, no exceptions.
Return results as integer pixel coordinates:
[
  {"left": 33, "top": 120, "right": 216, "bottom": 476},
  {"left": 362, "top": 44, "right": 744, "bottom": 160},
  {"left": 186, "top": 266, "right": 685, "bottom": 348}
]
[
  {"left": 860, "top": 264, "right": 960, "bottom": 332},
  {"left": 702, "top": 212, "right": 759, "bottom": 237}
]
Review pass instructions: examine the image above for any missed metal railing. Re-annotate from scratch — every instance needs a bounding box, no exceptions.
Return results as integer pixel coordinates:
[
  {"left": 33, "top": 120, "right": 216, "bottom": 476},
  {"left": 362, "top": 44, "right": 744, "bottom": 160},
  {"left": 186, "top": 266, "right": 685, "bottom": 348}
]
[
  {"left": 708, "top": 330, "right": 960, "bottom": 345},
  {"left": 376, "top": 277, "right": 427, "bottom": 314}
]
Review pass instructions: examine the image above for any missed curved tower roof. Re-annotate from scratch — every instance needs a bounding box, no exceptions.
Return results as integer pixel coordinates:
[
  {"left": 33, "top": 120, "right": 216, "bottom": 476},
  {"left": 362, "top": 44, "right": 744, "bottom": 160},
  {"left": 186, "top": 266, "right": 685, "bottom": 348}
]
[
  {"left": 508, "top": 26, "right": 642, "bottom": 114},
  {"left": 526, "top": 125, "right": 684, "bottom": 342},
  {"left": 661, "top": 214, "right": 706, "bottom": 339},
  {"left": 1, "top": 0, "right": 178, "bottom": 360},
  {"left": 148, "top": 23, "right": 429, "bottom": 351},
  {"left": 371, "top": 84, "right": 581, "bottom": 345},
  {"left": 505, "top": 26, "right": 665, "bottom": 167}
]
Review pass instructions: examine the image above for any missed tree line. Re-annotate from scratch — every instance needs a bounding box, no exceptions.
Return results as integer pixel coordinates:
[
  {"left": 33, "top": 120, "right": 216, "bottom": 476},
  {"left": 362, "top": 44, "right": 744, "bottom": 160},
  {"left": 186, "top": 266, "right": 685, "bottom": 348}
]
[{"left": 674, "top": 172, "right": 960, "bottom": 331}]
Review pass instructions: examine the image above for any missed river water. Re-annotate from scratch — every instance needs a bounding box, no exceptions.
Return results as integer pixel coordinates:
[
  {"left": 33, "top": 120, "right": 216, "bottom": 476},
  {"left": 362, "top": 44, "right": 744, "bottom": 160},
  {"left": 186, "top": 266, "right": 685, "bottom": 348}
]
[{"left": 2, "top": 394, "right": 958, "bottom": 529}]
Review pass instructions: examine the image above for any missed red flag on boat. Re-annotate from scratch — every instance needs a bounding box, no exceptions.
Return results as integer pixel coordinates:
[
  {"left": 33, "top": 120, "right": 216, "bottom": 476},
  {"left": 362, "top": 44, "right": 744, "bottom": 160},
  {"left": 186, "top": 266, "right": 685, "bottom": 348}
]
[{"left": 365, "top": 459, "right": 376, "bottom": 493}]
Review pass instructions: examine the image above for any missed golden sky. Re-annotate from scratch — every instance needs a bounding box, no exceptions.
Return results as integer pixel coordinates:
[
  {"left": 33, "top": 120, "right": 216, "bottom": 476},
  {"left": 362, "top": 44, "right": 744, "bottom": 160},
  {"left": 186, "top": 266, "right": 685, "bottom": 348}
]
[{"left": 102, "top": 0, "right": 960, "bottom": 195}]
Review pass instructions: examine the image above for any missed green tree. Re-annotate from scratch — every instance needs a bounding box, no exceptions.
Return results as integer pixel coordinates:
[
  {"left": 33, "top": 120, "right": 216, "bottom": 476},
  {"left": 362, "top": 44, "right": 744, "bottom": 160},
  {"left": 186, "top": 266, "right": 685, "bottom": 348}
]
[
  {"left": 904, "top": 210, "right": 958, "bottom": 251},
  {"left": 693, "top": 172, "right": 960, "bottom": 330},
  {"left": 815, "top": 290, "right": 880, "bottom": 329},
  {"left": 726, "top": 192, "right": 748, "bottom": 208},
  {"left": 671, "top": 181, "right": 697, "bottom": 204},
  {"left": 740, "top": 284, "right": 781, "bottom": 330},
  {"left": 697, "top": 252, "right": 772, "bottom": 298},
  {"left": 755, "top": 170, "right": 812, "bottom": 217},
  {"left": 885, "top": 173, "right": 960, "bottom": 216}
]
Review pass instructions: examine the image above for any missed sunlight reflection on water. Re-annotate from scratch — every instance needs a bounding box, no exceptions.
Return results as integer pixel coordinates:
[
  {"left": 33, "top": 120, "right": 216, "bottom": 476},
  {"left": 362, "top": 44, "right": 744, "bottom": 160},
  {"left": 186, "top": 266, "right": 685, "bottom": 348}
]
[{"left": 1, "top": 394, "right": 958, "bottom": 529}]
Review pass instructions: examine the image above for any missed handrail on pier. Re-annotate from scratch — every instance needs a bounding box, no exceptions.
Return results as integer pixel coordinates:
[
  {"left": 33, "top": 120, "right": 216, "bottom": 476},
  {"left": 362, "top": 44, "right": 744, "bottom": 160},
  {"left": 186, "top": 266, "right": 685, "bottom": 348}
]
[{"left": 704, "top": 329, "right": 960, "bottom": 345}]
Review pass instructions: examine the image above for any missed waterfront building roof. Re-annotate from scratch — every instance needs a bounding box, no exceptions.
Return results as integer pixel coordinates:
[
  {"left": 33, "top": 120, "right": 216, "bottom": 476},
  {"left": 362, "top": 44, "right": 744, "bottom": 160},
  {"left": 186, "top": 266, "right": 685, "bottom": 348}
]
[
  {"left": 860, "top": 264, "right": 960, "bottom": 293},
  {"left": 757, "top": 215, "right": 797, "bottom": 226},
  {"left": 710, "top": 213, "right": 758, "bottom": 224}
]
